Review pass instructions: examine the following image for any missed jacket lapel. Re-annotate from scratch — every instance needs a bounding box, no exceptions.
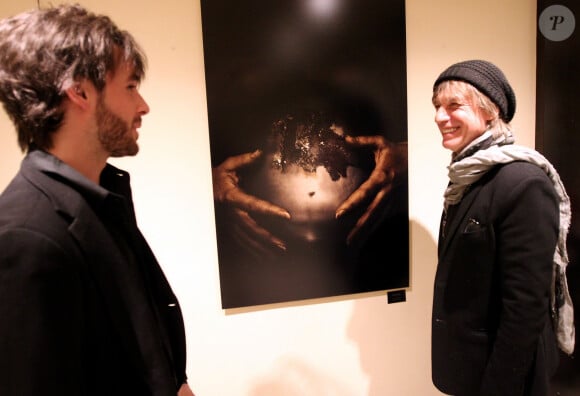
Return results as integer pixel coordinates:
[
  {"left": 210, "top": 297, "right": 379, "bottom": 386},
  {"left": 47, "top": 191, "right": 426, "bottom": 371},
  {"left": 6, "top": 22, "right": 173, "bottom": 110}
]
[{"left": 21, "top": 161, "right": 147, "bottom": 373}]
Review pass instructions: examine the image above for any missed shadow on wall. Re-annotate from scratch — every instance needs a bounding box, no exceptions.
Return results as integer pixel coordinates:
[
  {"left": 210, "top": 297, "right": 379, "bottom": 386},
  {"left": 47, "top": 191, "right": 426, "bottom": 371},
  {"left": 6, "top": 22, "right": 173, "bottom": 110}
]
[
  {"left": 246, "top": 220, "right": 438, "bottom": 396},
  {"left": 247, "top": 357, "right": 352, "bottom": 396},
  {"left": 347, "top": 221, "right": 438, "bottom": 396}
]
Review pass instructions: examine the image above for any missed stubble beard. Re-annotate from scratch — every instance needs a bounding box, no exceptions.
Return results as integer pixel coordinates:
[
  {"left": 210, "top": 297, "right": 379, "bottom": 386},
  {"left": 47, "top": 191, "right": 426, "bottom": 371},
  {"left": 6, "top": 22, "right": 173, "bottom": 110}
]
[{"left": 96, "top": 97, "right": 139, "bottom": 157}]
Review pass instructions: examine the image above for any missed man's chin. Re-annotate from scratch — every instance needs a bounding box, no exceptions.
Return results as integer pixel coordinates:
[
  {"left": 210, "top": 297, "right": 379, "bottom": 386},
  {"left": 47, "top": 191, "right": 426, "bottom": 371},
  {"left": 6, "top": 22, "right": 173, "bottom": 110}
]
[{"left": 110, "top": 144, "right": 139, "bottom": 157}]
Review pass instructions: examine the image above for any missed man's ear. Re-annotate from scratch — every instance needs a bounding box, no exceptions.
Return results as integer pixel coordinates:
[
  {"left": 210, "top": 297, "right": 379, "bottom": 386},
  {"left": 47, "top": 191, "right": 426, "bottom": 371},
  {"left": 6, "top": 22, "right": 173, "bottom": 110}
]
[{"left": 64, "top": 82, "right": 90, "bottom": 110}]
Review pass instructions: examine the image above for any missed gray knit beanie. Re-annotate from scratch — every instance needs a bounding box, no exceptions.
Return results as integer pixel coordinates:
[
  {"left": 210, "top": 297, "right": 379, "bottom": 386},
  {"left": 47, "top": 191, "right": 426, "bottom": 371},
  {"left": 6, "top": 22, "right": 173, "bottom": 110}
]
[{"left": 433, "top": 60, "right": 516, "bottom": 122}]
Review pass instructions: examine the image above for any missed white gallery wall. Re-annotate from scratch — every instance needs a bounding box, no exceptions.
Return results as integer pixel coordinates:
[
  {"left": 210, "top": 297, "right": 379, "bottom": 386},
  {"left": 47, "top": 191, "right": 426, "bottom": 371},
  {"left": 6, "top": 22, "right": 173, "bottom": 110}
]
[{"left": 0, "top": 1, "right": 537, "bottom": 394}]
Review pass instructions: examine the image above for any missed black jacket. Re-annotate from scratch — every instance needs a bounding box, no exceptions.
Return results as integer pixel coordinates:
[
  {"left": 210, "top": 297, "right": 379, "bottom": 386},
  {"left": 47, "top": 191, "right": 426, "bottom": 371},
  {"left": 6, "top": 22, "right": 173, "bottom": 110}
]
[
  {"left": 432, "top": 161, "right": 560, "bottom": 396},
  {"left": 0, "top": 151, "right": 187, "bottom": 395}
]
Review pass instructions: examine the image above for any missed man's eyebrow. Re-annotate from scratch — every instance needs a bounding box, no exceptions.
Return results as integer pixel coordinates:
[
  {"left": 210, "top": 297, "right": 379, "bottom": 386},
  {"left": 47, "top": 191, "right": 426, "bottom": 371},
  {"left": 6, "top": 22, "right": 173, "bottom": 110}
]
[
  {"left": 129, "top": 70, "right": 143, "bottom": 82},
  {"left": 443, "top": 94, "right": 464, "bottom": 103}
]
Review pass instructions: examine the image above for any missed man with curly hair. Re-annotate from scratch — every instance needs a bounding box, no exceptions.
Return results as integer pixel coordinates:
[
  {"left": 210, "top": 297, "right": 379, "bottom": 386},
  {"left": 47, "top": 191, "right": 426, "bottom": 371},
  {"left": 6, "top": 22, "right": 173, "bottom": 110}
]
[{"left": 0, "top": 4, "right": 194, "bottom": 395}]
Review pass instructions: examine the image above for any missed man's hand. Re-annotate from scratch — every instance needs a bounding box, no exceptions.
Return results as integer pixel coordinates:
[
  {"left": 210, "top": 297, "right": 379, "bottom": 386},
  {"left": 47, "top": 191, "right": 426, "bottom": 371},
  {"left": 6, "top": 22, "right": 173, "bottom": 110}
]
[{"left": 178, "top": 383, "right": 195, "bottom": 396}]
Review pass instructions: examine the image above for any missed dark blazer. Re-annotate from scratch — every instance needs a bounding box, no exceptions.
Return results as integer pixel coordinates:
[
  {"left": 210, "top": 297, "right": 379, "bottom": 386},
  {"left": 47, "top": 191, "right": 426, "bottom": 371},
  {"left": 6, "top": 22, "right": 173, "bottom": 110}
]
[
  {"left": 432, "top": 161, "right": 560, "bottom": 396},
  {"left": 0, "top": 152, "right": 187, "bottom": 396}
]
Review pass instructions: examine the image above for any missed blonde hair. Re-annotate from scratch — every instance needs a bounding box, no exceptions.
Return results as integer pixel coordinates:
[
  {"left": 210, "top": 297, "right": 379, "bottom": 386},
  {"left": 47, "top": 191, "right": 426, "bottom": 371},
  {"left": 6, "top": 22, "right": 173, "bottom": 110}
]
[{"left": 433, "top": 80, "right": 513, "bottom": 140}]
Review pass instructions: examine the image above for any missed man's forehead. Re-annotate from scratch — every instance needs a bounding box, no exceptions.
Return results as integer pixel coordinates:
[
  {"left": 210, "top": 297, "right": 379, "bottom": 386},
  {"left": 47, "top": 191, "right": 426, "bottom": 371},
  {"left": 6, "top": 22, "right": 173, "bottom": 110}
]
[
  {"left": 436, "top": 87, "right": 467, "bottom": 103},
  {"left": 108, "top": 60, "right": 142, "bottom": 82},
  {"left": 111, "top": 43, "right": 144, "bottom": 77}
]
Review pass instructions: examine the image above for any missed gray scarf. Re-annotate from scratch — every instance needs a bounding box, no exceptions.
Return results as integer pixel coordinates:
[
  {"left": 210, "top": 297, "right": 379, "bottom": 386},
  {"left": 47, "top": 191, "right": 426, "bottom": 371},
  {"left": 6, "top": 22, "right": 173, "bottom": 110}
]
[{"left": 444, "top": 133, "right": 575, "bottom": 355}]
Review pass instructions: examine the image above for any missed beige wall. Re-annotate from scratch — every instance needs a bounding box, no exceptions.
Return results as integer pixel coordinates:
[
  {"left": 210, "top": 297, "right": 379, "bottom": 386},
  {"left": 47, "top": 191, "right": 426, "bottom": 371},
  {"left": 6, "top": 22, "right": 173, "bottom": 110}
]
[{"left": 0, "top": 1, "right": 536, "bottom": 394}]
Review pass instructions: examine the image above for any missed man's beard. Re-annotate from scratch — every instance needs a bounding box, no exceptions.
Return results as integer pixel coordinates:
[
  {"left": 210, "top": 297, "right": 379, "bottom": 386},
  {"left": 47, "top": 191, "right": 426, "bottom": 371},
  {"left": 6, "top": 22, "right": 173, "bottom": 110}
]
[{"left": 96, "top": 97, "right": 139, "bottom": 157}]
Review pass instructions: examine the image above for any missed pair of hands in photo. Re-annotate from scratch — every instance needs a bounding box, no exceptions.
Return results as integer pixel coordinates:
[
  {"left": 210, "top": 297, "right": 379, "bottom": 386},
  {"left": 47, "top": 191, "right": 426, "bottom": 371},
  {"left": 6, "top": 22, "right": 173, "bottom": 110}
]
[{"left": 212, "top": 135, "right": 407, "bottom": 254}]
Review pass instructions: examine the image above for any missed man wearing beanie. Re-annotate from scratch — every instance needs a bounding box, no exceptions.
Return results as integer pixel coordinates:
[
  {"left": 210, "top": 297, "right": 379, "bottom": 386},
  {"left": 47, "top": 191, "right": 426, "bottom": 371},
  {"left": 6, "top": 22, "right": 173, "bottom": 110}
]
[{"left": 431, "top": 60, "right": 574, "bottom": 395}]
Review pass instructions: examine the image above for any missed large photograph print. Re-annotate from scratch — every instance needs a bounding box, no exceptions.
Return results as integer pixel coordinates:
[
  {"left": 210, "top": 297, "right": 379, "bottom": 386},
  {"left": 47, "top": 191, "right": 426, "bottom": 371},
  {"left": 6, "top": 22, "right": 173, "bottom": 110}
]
[
  {"left": 201, "top": 1, "right": 409, "bottom": 309},
  {"left": 536, "top": 0, "right": 579, "bottom": 392}
]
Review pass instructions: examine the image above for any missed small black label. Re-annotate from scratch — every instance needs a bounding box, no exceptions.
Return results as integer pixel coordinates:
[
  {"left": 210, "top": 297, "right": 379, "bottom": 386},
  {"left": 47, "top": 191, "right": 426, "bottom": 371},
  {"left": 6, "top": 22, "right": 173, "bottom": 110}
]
[{"left": 387, "top": 289, "right": 406, "bottom": 304}]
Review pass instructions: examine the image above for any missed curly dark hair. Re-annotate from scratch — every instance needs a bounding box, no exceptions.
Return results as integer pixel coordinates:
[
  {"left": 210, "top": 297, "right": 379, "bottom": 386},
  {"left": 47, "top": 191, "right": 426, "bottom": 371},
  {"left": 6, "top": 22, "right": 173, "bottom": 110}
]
[{"left": 0, "top": 4, "right": 146, "bottom": 152}]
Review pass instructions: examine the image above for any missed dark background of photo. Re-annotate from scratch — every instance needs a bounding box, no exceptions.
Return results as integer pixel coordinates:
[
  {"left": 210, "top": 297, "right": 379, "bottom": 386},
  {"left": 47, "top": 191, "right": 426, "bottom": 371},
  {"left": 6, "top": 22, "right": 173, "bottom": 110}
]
[{"left": 200, "top": 0, "right": 409, "bottom": 308}]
